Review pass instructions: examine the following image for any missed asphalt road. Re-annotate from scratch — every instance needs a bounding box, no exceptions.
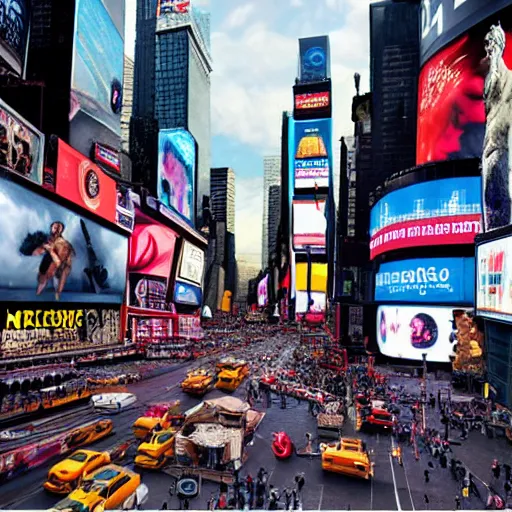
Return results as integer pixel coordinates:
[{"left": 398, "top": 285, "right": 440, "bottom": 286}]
[{"left": 0, "top": 337, "right": 507, "bottom": 510}]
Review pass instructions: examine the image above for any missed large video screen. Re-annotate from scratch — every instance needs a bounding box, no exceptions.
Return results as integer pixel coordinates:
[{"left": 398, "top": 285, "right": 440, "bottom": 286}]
[
  {"left": 0, "top": 98, "right": 45, "bottom": 185},
  {"left": 375, "top": 257, "right": 475, "bottom": 304},
  {"left": 370, "top": 177, "right": 482, "bottom": 259},
  {"left": 0, "top": 175, "right": 128, "bottom": 303},
  {"left": 257, "top": 275, "right": 268, "bottom": 307},
  {"left": 296, "top": 291, "right": 326, "bottom": 314},
  {"left": 293, "top": 199, "right": 326, "bottom": 251},
  {"left": 70, "top": 0, "right": 124, "bottom": 157},
  {"left": 157, "top": 128, "right": 196, "bottom": 224},
  {"left": 298, "top": 36, "right": 330, "bottom": 83},
  {"left": 0, "top": 0, "right": 30, "bottom": 77},
  {"left": 293, "top": 119, "right": 331, "bottom": 189},
  {"left": 476, "top": 235, "right": 512, "bottom": 323},
  {"left": 296, "top": 262, "right": 328, "bottom": 293},
  {"left": 377, "top": 305, "right": 460, "bottom": 362}
]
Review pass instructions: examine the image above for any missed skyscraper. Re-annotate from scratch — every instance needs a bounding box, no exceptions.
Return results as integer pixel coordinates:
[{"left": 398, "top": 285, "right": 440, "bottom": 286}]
[
  {"left": 121, "top": 55, "right": 134, "bottom": 154},
  {"left": 210, "top": 167, "right": 236, "bottom": 234},
  {"left": 267, "top": 184, "right": 281, "bottom": 263},
  {"left": 262, "top": 156, "right": 281, "bottom": 269}
]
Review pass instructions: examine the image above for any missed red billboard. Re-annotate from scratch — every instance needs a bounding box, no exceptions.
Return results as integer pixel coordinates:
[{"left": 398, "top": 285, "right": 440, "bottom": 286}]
[
  {"left": 294, "top": 92, "right": 330, "bottom": 111},
  {"left": 56, "top": 141, "right": 117, "bottom": 224}
]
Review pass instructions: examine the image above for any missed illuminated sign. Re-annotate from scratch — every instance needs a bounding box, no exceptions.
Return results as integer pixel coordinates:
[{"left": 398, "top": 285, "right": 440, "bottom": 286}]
[
  {"left": 295, "top": 92, "right": 330, "bottom": 111},
  {"left": 94, "top": 143, "right": 120, "bottom": 173},
  {"left": 292, "top": 199, "right": 326, "bottom": 252},
  {"left": 157, "top": 0, "right": 190, "bottom": 15},
  {"left": 179, "top": 241, "right": 205, "bottom": 286},
  {"left": 174, "top": 281, "right": 202, "bottom": 306}
]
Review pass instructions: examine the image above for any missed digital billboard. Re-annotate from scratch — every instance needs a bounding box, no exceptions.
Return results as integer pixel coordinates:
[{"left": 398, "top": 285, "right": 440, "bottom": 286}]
[
  {"left": 293, "top": 119, "right": 332, "bottom": 189},
  {"left": 293, "top": 199, "right": 326, "bottom": 252},
  {"left": 178, "top": 241, "right": 204, "bottom": 286},
  {"left": 296, "top": 262, "right": 328, "bottom": 293},
  {"left": 370, "top": 177, "right": 482, "bottom": 259},
  {"left": 0, "top": 174, "right": 128, "bottom": 303},
  {"left": 375, "top": 257, "right": 475, "bottom": 304},
  {"left": 157, "top": 128, "right": 196, "bottom": 224},
  {"left": 296, "top": 291, "right": 326, "bottom": 314},
  {"left": 157, "top": 0, "right": 190, "bottom": 15},
  {"left": 298, "top": 36, "right": 330, "bottom": 83},
  {"left": 0, "top": 0, "right": 30, "bottom": 77},
  {"left": 70, "top": 0, "right": 125, "bottom": 157},
  {"left": 129, "top": 274, "right": 168, "bottom": 311},
  {"left": 93, "top": 143, "right": 120, "bottom": 174},
  {"left": 0, "top": 98, "right": 45, "bottom": 185},
  {"left": 377, "top": 305, "right": 460, "bottom": 362},
  {"left": 476, "top": 235, "right": 512, "bottom": 323},
  {"left": 174, "top": 281, "right": 202, "bottom": 306},
  {"left": 258, "top": 275, "right": 269, "bottom": 307},
  {"left": 293, "top": 89, "right": 331, "bottom": 119}
]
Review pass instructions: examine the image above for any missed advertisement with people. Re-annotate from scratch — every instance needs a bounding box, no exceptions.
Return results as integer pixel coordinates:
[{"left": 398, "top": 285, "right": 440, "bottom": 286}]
[
  {"left": 0, "top": 98, "right": 45, "bottom": 185},
  {"left": 376, "top": 305, "right": 461, "bottom": 362},
  {"left": 0, "top": 0, "right": 30, "bottom": 77},
  {"left": 257, "top": 275, "right": 269, "bottom": 307},
  {"left": 157, "top": 129, "right": 196, "bottom": 224},
  {"left": 293, "top": 199, "right": 326, "bottom": 251},
  {"left": 293, "top": 119, "right": 331, "bottom": 190},
  {"left": 370, "top": 177, "right": 482, "bottom": 259},
  {"left": 375, "top": 257, "right": 475, "bottom": 304},
  {"left": 0, "top": 174, "right": 128, "bottom": 303},
  {"left": 69, "top": 0, "right": 124, "bottom": 157}
]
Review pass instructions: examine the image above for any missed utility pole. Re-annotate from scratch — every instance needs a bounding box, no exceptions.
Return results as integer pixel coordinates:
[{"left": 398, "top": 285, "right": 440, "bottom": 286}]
[{"left": 421, "top": 353, "right": 427, "bottom": 433}]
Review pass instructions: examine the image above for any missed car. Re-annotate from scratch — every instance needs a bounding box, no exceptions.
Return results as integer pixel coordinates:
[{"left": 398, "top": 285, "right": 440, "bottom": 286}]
[
  {"left": 215, "top": 360, "right": 249, "bottom": 392},
  {"left": 135, "top": 429, "right": 176, "bottom": 469},
  {"left": 50, "top": 464, "right": 148, "bottom": 512},
  {"left": 361, "top": 407, "right": 393, "bottom": 432},
  {"left": 320, "top": 437, "right": 373, "bottom": 480},
  {"left": 132, "top": 401, "right": 183, "bottom": 440},
  {"left": 44, "top": 450, "right": 111, "bottom": 494},
  {"left": 181, "top": 369, "right": 215, "bottom": 396}
]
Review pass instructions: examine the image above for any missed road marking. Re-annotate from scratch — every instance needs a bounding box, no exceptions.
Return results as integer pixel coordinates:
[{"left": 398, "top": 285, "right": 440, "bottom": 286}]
[
  {"left": 370, "top": 471, "right": 374, "bottom": 510},
  {"left": 318, "top": 484, "right": 324, "bottom": 510},
  {"left": 388, "top": 453, "right": 402, "bottom": 511},
  {"left": 402, "top": 457, "right": 415, "bottom": 510}
]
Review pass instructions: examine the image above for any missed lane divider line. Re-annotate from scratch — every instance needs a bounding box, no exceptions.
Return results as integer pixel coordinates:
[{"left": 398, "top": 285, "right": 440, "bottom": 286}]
[{"left": 389, "top": 452, "right": 403, "bottom": 511}]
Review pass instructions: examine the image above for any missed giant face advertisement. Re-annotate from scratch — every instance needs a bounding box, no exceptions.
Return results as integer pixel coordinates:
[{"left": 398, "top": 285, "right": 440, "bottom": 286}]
[
  {"left": 0, "top": 0, "right": 30, "bottom": 77},
  {"left": 375, "top": 257, "right": 475, "bottom": 304},
  {"left": 0, "top": 175, "right": 128, "bottom": 303},
  {"left": 476, "top": 235, "right": 512, "bottom": 323},
  {"left": 293, "top": 119, "right": 331, "bottom": 189},
  {"left": 293, "top": 199, "right": 326, "bottom": 252},
  {"left": 370, "top": 177, "right": 482, "bottom": 259},
  {"left": 0, "top": 98, "right": 45, "bottom": 185},
  {"left": 157, "top": 129, "right": 196, "bottom": 224},
  {"left": 70, "top": 0, "right": 124, "bottom": 157},
  {"left": 298, "top": 36, "right": 330, "bottom": 83},
  {"left": 377, "top": 305, "right": 461, "bottom": 362}
]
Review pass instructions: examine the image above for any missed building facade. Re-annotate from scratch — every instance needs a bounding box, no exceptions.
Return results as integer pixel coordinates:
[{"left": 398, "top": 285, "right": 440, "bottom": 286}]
[
  {"left": 262, "top": 156, "right": 281, "bottom": 269},
  {"left": 210, "top": 167, "right": 235, "bottom": 234},
  {"left": 121, "top": 55, "right": 134, "bottom": 154},
  {"left": 267, "top": 184, "right": 281, "bottom": 264}
]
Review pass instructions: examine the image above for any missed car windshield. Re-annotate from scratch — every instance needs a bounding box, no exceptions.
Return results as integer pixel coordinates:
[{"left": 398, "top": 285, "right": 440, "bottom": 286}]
[
  {"left": 54, "top": 498, "right": 90, "bottom": 512},
  {"left": 91, "top": 468, "right": 120, "bottom": 481},
  {"left": 156, "top": 433, "right": 173, "bottom": 444},
  {"left": 68, "top": 452, "right": 88, "bottom": 463}
]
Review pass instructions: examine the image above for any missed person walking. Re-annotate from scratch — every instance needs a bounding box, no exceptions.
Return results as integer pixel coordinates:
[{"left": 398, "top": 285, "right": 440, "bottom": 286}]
[
  {"left": 493, "top": 460, "right": 502, "bottom": 480},
  {"left": 424, "top": 469, "right": 430, "bottom": 483},
  {"left": 295, "top": 473, "right": 305, "bottom": 495},
  {"left": 161, "top": 502, "right": 168, "bottom": 510},
  {"left": 503, "top": 463, "right": 511, "bottom": 483},
  {"left": 455, "top": 496, "right": 461, "bottom": 510}
]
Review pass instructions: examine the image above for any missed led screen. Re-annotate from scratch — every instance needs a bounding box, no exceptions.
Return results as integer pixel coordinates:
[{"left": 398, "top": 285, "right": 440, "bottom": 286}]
[
  {"left": 375, "top": 257, "right": 475, "bottom": 304},
  {"left": 298, "top": 36, "right": 330, "bottom": 83},
  {"left": 377, "top": 305, "right": 460, "bottom": 362},
  {"left": 293, "top": 199, "right": 326, "bottom": 251},
  {"left": 257, "top": 275, "right": 268, "bottom": 307},
  {"left": 174, "top": 280, "right": 202, "bottom": 306},
  {"left": 0, "top": 175, "right": 128, "bottom": 303},
  {"left": 294, "top": 92, "right": 330, "bottom": 111},
  {"left": 0, "top": 0, "right": 30, "bottom": 76},
  {"left": 296, "top": 263, "right": 327, "bottom": 293},
  {"left": 296, "top": 291, "right": 326, "bottom": 314},
  {"left": 129, "top": 274, "right": 168, "bottom": 311},
  {"left": 158, "top": 128, "right": 196, "bottom": 223},
  {"left": 370, "top": 177, "right": 482, "bottom": 260},
  {"left": 157, "top": 0, "right": 190, "bottom": 15},
  {"left": 476, "top": 235, "right": 512, "bottom": 323},
  {"left": 70, "top": 0, "right": 124, "bottom": 157},
  {"left": 179, "top": 241, "right": 204, "bottom": 286},
  {"left": 293, "top": 119, "right": 331, "bottom": 189}
]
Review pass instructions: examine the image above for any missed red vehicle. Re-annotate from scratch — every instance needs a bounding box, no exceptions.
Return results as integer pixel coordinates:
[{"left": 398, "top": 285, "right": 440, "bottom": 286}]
[
  {"left": 363, "top": 408, "right": 393, "bottom": 431},
  {"left": 271, "top": 431, "right": 293, "bottom": 459}
]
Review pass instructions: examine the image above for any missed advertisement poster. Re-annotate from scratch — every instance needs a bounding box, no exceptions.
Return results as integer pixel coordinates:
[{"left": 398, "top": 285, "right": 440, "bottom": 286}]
[
  {"left": 293, "top": 90, "right": 331, "bottom": 119},
  {"left": 0, "top": 98, "right": 45, "bottom": 185},
  {"left": 157, "top": 0, "right": 190, "bottom": 15},
  {"left": 377, "top": 305, "right": 460, "bottom": 362},
  {"left": 0, "top": 0, "right": 30, "bottom": 76},
  {"left": 129, "top": 273, "right": 168, "bottom": 311},
  {"left": 157, "top": 129, "right": 196, "bottom": 223},
  {"left": 70, "top": 0, "right": 124, "bottom": 157},
  {"left": 56, "top": 140, "right": 117, "bottom": 224},
  {"left": 178, "top": 241, "right": 204, "bottom": 286},
  {"left": 295, "top": 262, "right": 328, "bottom": 293},
  {"left": 0, "top": 175, "right": 127, "bottom": 303},
  {"left": 296, "top": 291, "right": 326, "bottom": 314},
  {"left": 417, "top": 14, "right": 512, "bottom": 167},
  {"left": 370, "top": 177, "right": 482, "bottom": 259},
  {"left": 174, "top": 280, "right": 202, "bottom": 306},
  {"left": 293, "top": 199, "right": 326, "bottom": 251},
  {"left": 293, "top": 119, "right": 331, "bottom": 189},
  {"left": 298, "top": 36, "right": 330, "bottom": 83},
  {"left": 0, "top": 306, "right": 120, "bottom": 359},
  {"left": 375, "top": 257, "right": 475, "bottom": 304},
  {"left": 476, "top": 236, "right": 512, "bottom": 323},
  {"left": 257, "top": 275, "right": 269, "bottom": 307}
]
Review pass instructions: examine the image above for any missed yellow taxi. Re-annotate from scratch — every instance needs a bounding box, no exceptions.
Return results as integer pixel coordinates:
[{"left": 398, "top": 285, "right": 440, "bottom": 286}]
[
  {"left": 44, "top": 450, "right": 111, "bottom": 494},
  {"left": 50, "top": 464, "right": 145, "bottom": 512},
  {"left": 320, "top": 437, "right": 373, "bottom": 480},
  {"left": 181, "top": 368, "right": 215, "bottom": 396},
  {"left": 215, "top": 359, "right": 249, "bottom": 392},
  {"left": 135, "top": 429, "right": 176, "bottom": 469}
]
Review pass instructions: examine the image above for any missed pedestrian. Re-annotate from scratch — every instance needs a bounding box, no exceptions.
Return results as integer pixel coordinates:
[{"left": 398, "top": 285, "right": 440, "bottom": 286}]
[
  {"left": 424, "top": 494, "right": 430, "bottom": 509},
  {"left": 504, "top": 480, "right": 511, "bottom": 497},
  {"left": 424, "top": 469, "right": 430, "bottom": 483},
  {"left": 437, "top": 389, "right": 441, "bottom": 410},
  {"left": 161, "top": 502, "right": 168, "bottom": 510},
  {"left": 292, "top": 489, "right": 300, "bottom": 510},
  {"left": 295, "top": 472, "right": 305, "bottom": 494},
  {"left": 283, "top": 487, "right": 292, "bottom": 510},
  {"left": 429, "top": 393, "right": 435, "bottom": 408},
  {"left": 504, "top": 463, "right": 511, "bottom": 482},
  {"left": 493, "top": 459, "right": 502, "bottom": 480},
  {"left": 455, "top": 496, "right": 461, "bottom": 510}
]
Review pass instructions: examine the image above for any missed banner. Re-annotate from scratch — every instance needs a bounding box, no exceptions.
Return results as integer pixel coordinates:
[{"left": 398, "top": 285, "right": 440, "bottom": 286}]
[
  {"left": 178, "top": 241, "right": 205, "bottom": 286},
  {"left": 0, "top": 307, "right": 120, "bottom": 359}
]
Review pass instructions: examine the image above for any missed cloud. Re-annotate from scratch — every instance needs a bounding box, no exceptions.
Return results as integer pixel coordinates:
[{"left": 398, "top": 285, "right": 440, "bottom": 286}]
[
  {"left": 290, "top": 0, "right": 303, "bottom": 6},
  {"left": 224, "top": 4, "right": 256, "bottom": 29},
  {"left": 235, "top": 176, "right": 264, "bottom": 257}
]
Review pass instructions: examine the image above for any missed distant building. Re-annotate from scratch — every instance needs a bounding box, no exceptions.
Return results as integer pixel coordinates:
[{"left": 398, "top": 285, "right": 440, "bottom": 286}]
[
  {"left": 267, "top": 185, "right": 281, "bottom": 262},
  {"left": 210, "top": 167, "right": 235, "bottom": 234},
  {"left": 237, "top": 254, "right": 261, "bottom": 308},
  {"left": 262, "top": 156, "right": 281, "bottom": 269},
  {"left": 121, "top": 55, "right": 134, "bottom": 154}
]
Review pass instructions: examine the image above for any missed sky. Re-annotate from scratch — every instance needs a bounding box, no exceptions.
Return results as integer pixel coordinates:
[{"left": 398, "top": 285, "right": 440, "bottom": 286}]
[{"left": 124, "top": 0, "right": 374, "bottom": 258}]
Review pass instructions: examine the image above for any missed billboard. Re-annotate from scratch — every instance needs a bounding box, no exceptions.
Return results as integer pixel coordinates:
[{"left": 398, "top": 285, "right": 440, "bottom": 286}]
[
  {"left": 129, "top": 274, "right": 168, "bottom": 311},
  {"left": 257, "top": 275, "right": 268, "bottom": 307},
  {"left": 179, "top": 241, "right": 204, "bottom": 287},
  {"left": 293, "top": 199, "right": 326, "bottom": 252},
  {"left": 293, "top": 119, "right": 332, "bottom": 189},
  {"left": 157, "top": 129, "right": 196, "bottom": 224},
  {"left": 296, "top": 262, "right": 327, "bottom": 293},
  {"left": 377, "top": 305, "right": 460, "bottom": 362},
  {"left": 296, "top": 291, "right": 326, "bottom": 314},
  {"left": 0, "top": 98, "right": 45, "bottom": 185},
  {"left": 0, "top": 175, "right": 127, "bottom": 303},
  {"left": 298, "top": 36, "right": 330, "bottom": 83},
  {"left": 157, "top": 0, "right": 190, "bottom": 15},
  {"left": 93, "top": 143, "right": 120, "bottom": 174},
  {"left": 417, "top": 15, "right": 512, "bottom": 167},
  {"left": 370, "top": 177, "right": 482, "bottom": 259},
  {"left": 375, "top": 257, "right": 475, "bottom": 304},
  {"left": 174, "top": 280, "right": 202, "bottom": 306},
  {"left": 293, "top": 87, "right": 331, "bottom": 120},
  {"left": 0, "top": 0, "right": 30, "bottom": 77},
  {"left": 420, "top": 0, "right": 512, "bottom": 65},
  {"left": 0, "top": 306, "right": 120, "bottom": 360},
  {"left": 476, "top": 235, "right": 512, "bottom": 323},
  {"left": 70, "top": 0, "right": 125, "bottom": 157}
]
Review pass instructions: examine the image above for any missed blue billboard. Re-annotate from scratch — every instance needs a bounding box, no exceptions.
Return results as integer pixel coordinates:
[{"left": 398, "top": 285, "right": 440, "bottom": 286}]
[
  {"left": 174, "top": 280, "right": 202, "bottom": 306},
  {"left": 375, "top": 257, "right": 475, "bottom": 304},
  {"left": 298, "top": 36, "right": 330, "bottom": 83}
]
